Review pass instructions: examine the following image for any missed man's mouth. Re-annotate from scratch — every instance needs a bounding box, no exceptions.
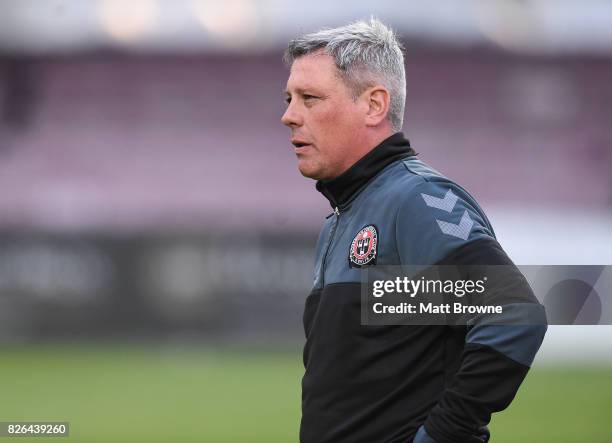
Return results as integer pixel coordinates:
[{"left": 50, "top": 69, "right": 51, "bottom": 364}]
[
  {"left": 292, "top": 140, "right": 313, "bottom": 153},
  {"left": 292, "top": 140, "right": 311, "bottom": 148}
]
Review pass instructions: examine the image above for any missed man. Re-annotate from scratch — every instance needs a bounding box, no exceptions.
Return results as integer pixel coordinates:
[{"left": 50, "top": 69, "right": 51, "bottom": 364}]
[{"left": 281, "top": 18, "right": 547, "bottom": 443}]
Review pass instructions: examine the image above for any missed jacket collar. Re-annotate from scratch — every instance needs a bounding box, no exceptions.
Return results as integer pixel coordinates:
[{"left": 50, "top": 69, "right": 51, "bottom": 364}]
[{"left": 316, "top": 132, "right": 416, "bottom": 209}]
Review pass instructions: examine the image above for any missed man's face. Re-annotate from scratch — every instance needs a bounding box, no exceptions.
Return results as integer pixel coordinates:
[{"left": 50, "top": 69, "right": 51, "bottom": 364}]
[{"left": 282, "top": 51, "right": 366, "bottom": 180}]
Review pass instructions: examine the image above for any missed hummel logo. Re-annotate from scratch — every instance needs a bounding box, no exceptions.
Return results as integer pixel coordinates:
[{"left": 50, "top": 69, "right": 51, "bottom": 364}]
[
  {"left": 437, "top": 210, "right": 474, "bottom": 240},
  {"left": 421, "top": 190, "right": 474, "bottom": 240},
  {"left": 421, "top": 189, "right": 458, "bottom": 213}
]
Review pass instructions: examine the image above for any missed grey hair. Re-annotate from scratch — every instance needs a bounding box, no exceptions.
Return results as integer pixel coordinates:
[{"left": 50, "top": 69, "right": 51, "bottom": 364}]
[{"left": 284, "top": 18, "right": 406, "bottom": 132}]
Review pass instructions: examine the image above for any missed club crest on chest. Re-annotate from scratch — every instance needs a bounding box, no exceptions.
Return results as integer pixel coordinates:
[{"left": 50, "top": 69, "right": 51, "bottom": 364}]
[{"left": 349, "top": 224, "right": 378, "bottom": 268}]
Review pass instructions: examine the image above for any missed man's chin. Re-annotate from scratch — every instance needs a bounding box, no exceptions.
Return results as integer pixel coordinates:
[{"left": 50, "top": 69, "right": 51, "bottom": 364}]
[
  {"left": 298, "top": 166, "right": 322, "bottom": 180},
  {"left": 297, "top": 160, "right": 324, "bottom": 180}
]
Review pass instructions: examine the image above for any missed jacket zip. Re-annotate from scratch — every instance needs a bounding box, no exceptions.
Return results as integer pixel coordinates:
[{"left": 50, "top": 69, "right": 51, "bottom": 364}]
[{"left": 320, "top": 206, "right": 340, "bottom": 287}]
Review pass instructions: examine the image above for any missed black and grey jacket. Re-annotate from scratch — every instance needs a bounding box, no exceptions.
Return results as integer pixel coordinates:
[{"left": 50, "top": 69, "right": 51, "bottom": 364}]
[{"left": 300, "top": 132, "right": 547, "bottom": 443}]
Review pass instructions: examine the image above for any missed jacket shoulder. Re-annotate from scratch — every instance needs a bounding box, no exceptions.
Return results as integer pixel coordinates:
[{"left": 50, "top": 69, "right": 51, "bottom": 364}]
[{"left": 388, "top": 158, "right": 497, "bottom": 265}]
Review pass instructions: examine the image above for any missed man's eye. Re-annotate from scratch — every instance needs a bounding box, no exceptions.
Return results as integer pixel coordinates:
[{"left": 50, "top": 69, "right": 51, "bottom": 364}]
[
  {"left": 285, "top": 97, "right": 291, "bottom": 105},
  {"left": 303, "top": 94, "right": 316, "bottom": 100}
]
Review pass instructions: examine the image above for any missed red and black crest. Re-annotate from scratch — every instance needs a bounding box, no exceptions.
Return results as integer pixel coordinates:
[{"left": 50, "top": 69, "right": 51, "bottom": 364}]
[{"left": 349, "top": 225, "right": 378, "bottom": 267}]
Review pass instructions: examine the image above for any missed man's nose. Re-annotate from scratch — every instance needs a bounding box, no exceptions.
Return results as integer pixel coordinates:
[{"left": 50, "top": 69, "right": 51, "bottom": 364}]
[{"left": 281, "top": 102, "right": 302, "bottom": 127}]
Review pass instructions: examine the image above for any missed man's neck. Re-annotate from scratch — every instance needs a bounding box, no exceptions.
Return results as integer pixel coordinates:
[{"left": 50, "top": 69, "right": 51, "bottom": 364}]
[
  {"left": 335, "top": 129, "right": 395, "bottom": 178},
  {"left": 316, "top": 132, "right": 416, "bottom": 209}
]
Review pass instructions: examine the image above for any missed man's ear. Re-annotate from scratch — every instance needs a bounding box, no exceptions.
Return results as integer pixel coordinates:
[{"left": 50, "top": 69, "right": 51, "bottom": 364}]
[{"left": 364, "top": 86, "right": 391, "bottom": 127}]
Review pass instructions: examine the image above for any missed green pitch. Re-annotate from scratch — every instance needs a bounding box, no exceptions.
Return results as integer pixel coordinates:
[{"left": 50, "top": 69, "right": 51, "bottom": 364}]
[{"left": 0, "top": 345, "right": 610, "bottom": 442}]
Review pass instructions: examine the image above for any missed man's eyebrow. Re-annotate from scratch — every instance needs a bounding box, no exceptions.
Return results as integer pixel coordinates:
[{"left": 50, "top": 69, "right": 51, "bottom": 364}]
[{"left": 283, "top": 87, "right": 311, "bottom": 96}]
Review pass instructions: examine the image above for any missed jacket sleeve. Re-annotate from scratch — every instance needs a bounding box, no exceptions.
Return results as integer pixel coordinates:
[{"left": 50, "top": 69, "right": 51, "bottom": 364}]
[{"left": 396, "top": 179, "right": 547, "bottom": 443}]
